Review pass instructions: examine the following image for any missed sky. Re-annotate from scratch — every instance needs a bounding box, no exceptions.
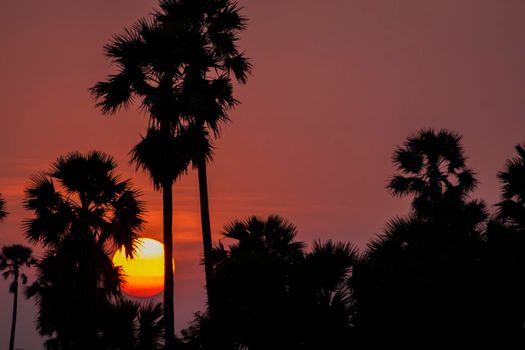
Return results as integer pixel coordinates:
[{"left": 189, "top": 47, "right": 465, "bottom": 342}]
[{"left": 1, "top": 0, "right": 525, "bottom": 348}]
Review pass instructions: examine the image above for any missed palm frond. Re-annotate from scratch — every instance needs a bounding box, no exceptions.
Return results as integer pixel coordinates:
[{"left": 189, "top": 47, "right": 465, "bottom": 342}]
[
  {"left": 137, "top": 301, "right": 164, "bottom": 350},
  {"left": 130, "top": 127, "right": 191, "bottom": 190},
  {"left": 496, "top": 143, "right": 525, "bottom": 225},
  {"left": 102, "top": 188, "right": 145, "bottom": 258}
]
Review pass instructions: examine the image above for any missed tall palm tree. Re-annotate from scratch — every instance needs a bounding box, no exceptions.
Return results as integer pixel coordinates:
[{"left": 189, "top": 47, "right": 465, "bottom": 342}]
[
  {"left": 130, "top": 125, "right": 211, "bottom": 348},
  {"left": 24, "top": 151, "right": 144, "bottom": 349},
  {"left": 0, "top": 244, "right": 36, "bottom": 350},
  {"left": 91, "top": 0, "right": 251, "bottom": 343},
  {"left": 388, "top": 129, "right": 477, "bottom": 216},
  {"left": 0, "top": 193, "right": 7, "bottom": 220},
  {"left": 156, "top": 1, "right": 252, "bottom": 311},
  {"left": 497, "top": 144, "right": 525, "bottom": 228}
]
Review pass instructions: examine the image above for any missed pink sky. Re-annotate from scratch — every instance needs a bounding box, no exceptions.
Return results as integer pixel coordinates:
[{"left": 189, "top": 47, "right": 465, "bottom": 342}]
[{"left": 1, "top": 1, "right": 525, "bottom": 348}]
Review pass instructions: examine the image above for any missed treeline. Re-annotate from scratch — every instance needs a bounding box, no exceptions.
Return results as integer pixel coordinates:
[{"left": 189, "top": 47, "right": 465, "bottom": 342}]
[
  {"left": 1, "top": 129, "right": 524, "bottom": 350},
  {"left": 180, "top": 129, "right": 525, "bottom": 350}
]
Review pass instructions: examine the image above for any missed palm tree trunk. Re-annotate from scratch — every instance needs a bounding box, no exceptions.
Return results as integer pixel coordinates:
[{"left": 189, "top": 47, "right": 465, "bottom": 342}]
[
  {"left": 8, "top": 272, "right": 18, "bottom": 350},
  {"left": 162, "top": 182, "right": 176, "bottom": 349},
  {"left": 197, "top": 159, "right": 214, "bottom": 311}
]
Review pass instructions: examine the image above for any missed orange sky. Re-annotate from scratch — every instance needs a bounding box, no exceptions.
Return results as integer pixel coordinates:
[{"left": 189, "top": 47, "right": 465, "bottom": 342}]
[{"left": 2, "top": 1, "right": 525, "bottom": 348}]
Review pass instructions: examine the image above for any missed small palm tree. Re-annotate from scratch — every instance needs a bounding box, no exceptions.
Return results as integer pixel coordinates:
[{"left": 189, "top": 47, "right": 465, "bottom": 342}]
[
  {"left": 497, "top": 144, "right": 525, "bottom": 228},
  {"left": 388, "top": 129, "right": 477, "bottom": 215},
  {"left": 0, "top": 193, "right": 7, "bottom": 220},
  {"left": 184, "top": 217, "right": 358, "bottom": 348},
  {"left": 220, "top": 215, "right": 305, "bottom": 258},
  {"left": 102, "top": 299, "right": 164, "bottom": 350},
  {"left": 207, "top": 216, "right": 305, "bottom": 349},
  {"left": 294, "top": 240, "right": 358, "bottom": 348},
  {"left": 24, "top": 151, "right": 144, "bottom": 349},
  {"left": 0, "top": 244, "right": 36, "bottom": 350}
]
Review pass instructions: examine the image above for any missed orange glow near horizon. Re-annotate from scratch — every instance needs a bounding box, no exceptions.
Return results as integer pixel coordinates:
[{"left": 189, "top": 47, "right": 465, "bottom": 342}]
[{"left": 113, "top": 238, "right": 174, "bottom": 298}]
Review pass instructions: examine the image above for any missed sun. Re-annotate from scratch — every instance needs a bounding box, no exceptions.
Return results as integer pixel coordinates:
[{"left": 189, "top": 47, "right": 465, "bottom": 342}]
[{"left": 112, "top": 237, "right": 173, "bottom": 298}]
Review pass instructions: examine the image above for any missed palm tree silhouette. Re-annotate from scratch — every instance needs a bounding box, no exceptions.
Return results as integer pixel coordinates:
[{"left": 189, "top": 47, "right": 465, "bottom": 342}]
[
  {"left": 388, "top": 128, "right": 477, "bottom": 216},
  {"left": 0, "top": 244, "right": 36, "bottom": 350},
  {"left": 191, "top": 215, "right": 305, "bottom": 349},
  {"left": 91, "top": 1, "right": 251, "bottom": 344},
  {"left": 130, "top": 126, "right": 198, "bottom": 348},
  {"left": 293, "top": 240, "right": 358, "bottom": 348},
  {"left": 353, "top": 129, "right": 488, "bottom": 349},
  {"left": 162, "top": 1, "right": 252, "bottom": 313},
  {"left": 101, "top": 299, "right": 164, "bottom": 350},
  {"left": 130, "top": 125, "right": 213, "bottom": 348},
  {"left": 24, "top": 151, "right": 144, "bottom": 349},
  {"left": 183, "top": 216, "right": 358, "bottom": 349},
  {"left": 497, "top": 144, "right": 525, "bottom": 227},
  {"left": 0, "top": 193, "right": 7, "bottom": 220},
  {"left": 479, "top": 143, "right": 525, "bottom": 347}
]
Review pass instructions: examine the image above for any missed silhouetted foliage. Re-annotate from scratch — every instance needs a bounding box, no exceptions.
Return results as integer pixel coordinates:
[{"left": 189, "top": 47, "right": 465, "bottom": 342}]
[
  {"left": 388, "top": 129, "right": 478, "bottom": 216},
  {"left": 351, "top": 129, "right": 495, "bottom": 349},
  {"left": 497, "top": 144, "right": 525, "bottom": 228},
  {"left": 101, "top": 299, "right": 165, "bottom": 350},
  {"left": 182, "top": 216, "right": 358, "bottom": 349},
  {"left": 23, "top": 151, "right": 145, "bottom": 350},
  {"left": 13, "top": 119, "right": 525, "bottom": 350},
  {"left": 480, "top": 143, "right": 525, "bottom": 348},
  {"left": 0, "top": 244, "right": 36, "bottom": 350},
  {"left": 92, "top": 3, "right": 251, "bottom": 339},
  {"left": 178, "top": 132, "right": 525, "bottom": 349}
]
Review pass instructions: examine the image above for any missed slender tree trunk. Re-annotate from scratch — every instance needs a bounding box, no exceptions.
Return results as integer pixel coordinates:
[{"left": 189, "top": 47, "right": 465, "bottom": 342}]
[
  {"left": 9, "top": 272, "right": 18, "bottom": 350},
  {"left": 163, "top": 182, "right": 176, "bottom": 349},
  {"left": 197, "top": 159, "right": 214, "bottom": 311}
]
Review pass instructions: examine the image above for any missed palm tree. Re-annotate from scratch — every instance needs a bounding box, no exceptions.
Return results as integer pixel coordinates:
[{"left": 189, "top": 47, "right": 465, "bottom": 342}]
[
  {"left": 102, "top": 299, "right": 164, "bottom": 350},
  {"left": 158, "top": 1, "right": 252, "bottom": 312},
  {"left": 497, "top": 144, "right": 525, "bottom": 228},
  {"left": 352, "top": 130, "right": 488, "bottom": 349},
  {"left": 0, "top": 193, "right": 7, "bottom": 220},
  {"left": 0, "top": 244, "right": 36, "bottom": 350},
  {"left": 183, "top": 217, "right": 358, "bottom": 349},
  {"left": 130, "top": 125, "right": 211, "bottom": 348},
  {"left": 24, "top": 151, "right": 144, "bottom": 349},
  {"left": 196, "top": 215, "right": 305, "bottom": 349},
  {"left": 481, "top": 143, "right": 525, "bottom": 347},
  {"left": 388, "top": 129, "right": 478, "bottom": 216},
  {"left": 91, "top": 1, "right": 251, "bottom": 344},
  {"left": 293, "top": 240, "right": 358, "bottom": 348}
]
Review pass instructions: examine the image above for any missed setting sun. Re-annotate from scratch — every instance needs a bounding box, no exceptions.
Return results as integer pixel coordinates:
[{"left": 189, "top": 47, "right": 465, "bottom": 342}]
[{"left": 112, "top": 238, "right": 173, "bottom": 298}]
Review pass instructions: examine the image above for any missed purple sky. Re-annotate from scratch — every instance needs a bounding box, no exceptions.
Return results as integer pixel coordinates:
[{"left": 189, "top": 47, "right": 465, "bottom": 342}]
[{"left": 1, "top": 1, "right": 525, "bottom": 348}]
